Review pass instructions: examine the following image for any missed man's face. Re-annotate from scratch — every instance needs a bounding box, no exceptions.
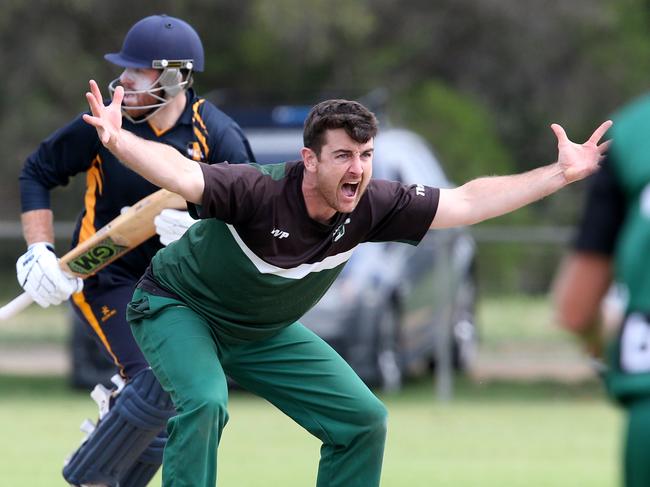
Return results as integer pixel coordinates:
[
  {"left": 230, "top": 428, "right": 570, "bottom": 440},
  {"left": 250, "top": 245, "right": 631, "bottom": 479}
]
[
  {"left": 118, "top": 68, "right": 162, "bottom": 116},
  {"left": 311, "top": 128, "right": 374, "bottom": 215}
]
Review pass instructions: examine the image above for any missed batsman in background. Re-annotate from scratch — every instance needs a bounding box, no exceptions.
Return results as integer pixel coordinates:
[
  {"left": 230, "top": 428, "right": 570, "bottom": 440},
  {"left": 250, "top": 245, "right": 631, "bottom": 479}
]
[
  {"left": 85, "top": 74, "right": 611, "bottom": 486},
  {"left": 16, "top": 14, "right": 254, "bottom": 487},
  {"left": 553, "top": 93, "right": 650, "bottom": 487}
]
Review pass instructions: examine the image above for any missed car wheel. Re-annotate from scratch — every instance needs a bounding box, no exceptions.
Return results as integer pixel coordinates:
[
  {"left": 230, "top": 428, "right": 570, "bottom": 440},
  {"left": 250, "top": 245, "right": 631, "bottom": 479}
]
[
  {"left": 375, "top": 304, "right": 403, "bottom": 392},
  {"left": 452, "top": 270, "right": 478, "bottom": 371}
]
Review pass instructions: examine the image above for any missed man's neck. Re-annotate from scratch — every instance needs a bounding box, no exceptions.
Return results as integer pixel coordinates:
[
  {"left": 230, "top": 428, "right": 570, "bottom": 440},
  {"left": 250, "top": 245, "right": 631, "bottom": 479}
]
[
  {"left": 301, "top": 171, "right": 337, "bottom": 224},
  {"left": 148, "top": 92, "right": 188, "bottom": 133}
]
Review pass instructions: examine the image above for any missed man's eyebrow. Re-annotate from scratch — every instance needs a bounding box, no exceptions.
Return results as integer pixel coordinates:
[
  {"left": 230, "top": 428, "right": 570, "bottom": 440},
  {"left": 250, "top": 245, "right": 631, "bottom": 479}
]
[{"left": 331, "top": 148, "right": 374, "bottom": 154}]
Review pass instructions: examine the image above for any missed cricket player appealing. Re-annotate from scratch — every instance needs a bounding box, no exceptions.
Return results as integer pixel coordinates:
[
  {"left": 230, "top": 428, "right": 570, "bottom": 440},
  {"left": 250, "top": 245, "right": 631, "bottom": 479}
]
[
  {"left": 16, "top": 15, "right": 253, "bottom": 487},
  {"left": 84, "top": 78, "right": 611, "bottom": 487}
]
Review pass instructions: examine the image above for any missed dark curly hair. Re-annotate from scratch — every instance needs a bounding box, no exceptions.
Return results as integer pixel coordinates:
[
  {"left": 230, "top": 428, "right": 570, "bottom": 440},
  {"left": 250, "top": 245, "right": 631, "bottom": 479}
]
[{"left": 303, "top": 99, "right": 378, "bottom": 156}]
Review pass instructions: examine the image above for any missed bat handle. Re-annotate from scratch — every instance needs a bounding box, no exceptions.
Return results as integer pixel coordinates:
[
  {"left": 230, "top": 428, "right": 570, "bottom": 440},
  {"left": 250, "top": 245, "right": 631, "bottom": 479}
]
[{"left": 0, "top": 292, "right": 34, "bottom": 321}]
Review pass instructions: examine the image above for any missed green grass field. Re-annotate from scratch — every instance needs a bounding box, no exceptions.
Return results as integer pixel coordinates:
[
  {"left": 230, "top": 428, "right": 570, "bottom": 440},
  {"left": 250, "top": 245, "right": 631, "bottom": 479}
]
[
  {"left": 0, "top": 296, "right": 623, "bottom": 486},
  {"left": 0, "top": 375, "right": 620, "bottom": 487}
]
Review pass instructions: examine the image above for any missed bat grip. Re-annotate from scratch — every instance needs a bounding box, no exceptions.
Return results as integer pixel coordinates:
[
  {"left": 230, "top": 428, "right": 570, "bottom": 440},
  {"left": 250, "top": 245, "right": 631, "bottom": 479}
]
[{"left": 0, "top": 292, "right": 34, "bottom": 321}]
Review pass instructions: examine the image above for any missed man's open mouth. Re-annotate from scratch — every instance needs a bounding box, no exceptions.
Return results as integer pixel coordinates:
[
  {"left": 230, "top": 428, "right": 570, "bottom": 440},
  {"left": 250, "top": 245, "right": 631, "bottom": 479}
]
[{"left": 341, "top": 182, "right": 359, "bottom": 198}]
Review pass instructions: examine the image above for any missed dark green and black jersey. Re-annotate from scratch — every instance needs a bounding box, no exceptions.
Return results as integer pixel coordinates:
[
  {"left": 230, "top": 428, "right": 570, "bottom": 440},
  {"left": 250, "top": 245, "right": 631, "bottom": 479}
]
[
  {"left": 575, "top": 93, "right": 650, "bottom": 401},
  {"left": 146, "top": 160, "right": 439, "bottom": 341}
]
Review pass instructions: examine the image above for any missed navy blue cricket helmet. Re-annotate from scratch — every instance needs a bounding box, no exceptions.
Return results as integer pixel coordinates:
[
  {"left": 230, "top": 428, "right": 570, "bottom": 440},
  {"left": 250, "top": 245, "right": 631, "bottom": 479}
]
[
  {"left": 105, "top": 15, "right": 205, "bottom": 122},
  {"left": 105, "top": 14, "right": 204, "bottom": 72}
]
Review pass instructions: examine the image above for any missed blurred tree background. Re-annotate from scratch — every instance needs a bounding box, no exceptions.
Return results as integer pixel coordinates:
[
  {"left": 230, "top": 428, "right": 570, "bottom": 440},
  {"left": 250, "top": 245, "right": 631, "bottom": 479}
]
[{"left": 1, "top": 0, "right": 649, "bottom": 294}]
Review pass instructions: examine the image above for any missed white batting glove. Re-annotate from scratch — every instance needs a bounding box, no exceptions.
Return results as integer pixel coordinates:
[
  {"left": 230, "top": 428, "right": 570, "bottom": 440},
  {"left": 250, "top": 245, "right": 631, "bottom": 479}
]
[
  {"left": 16, "top": 242, "right": 84, "bottom": 308},
  {"left": 154, "top": 209, "right": 196, "bottom": 246}
]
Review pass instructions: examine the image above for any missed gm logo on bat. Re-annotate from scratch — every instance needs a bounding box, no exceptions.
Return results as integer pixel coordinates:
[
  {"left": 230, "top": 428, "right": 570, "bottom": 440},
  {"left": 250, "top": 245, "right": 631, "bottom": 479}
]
[{"left": 68, "top": 238, "right": 129, "bottom": 275}]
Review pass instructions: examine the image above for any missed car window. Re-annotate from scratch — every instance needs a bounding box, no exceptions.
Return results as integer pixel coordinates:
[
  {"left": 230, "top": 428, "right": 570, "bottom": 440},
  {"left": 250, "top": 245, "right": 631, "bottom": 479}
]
[
  {"left": 246, "top": 129, "right": 303, "bottom": 165},
  {"left": 373, "top": 129, "right": 451, "bottom": 188}
]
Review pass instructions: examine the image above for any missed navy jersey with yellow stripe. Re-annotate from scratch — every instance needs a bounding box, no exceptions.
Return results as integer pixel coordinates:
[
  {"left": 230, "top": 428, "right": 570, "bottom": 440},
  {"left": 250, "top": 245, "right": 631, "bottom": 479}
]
[{"left": 19, "top": 88, "right": 255, "bottom": 284}]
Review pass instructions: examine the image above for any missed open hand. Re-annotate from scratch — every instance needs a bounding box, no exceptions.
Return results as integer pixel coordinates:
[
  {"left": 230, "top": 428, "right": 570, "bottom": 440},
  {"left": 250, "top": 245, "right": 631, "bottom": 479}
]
[
  {"left": 82, "top": 79, "right": 124, "bottom": 149},
  {"left": 551, "top": 120, "right": 612, "bottom": 184}
]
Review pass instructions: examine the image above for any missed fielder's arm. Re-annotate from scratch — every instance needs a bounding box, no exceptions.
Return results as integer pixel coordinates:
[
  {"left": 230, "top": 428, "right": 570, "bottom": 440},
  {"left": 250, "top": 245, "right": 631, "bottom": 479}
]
[
  {"left": 82, "top": 80, "right": 204, "bottom": 205},
  {"left": 553, "top": 253, "right": 613, "bottom": 331},
  {"left": 430, "top": 121, "right": 612, "bottom": 229},
  {"left": 552, "top": 252, "right": 612, "bottom": 358}
]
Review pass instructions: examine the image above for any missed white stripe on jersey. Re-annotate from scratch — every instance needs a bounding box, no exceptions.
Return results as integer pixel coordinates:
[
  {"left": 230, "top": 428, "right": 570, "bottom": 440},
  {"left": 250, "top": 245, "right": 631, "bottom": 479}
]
[{"left": 226, "top": 224, "right": 355, "bottom": 279}]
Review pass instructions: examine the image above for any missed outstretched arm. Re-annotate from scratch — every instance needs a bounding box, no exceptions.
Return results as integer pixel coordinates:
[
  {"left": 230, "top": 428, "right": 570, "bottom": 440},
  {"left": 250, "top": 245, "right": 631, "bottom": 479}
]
[
  {"left": 430, "top": 121, "right": 612, "bottom": 228},
  {"left": 82, "top": 80, "right": 204, "bottom": 204}
]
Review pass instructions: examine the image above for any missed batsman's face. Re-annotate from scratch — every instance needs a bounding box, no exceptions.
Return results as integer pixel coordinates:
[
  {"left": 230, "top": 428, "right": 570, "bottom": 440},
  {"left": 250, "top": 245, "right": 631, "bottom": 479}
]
[
  {"left": 118, "top": 68, "right": 162, "bottom": 115},
  {"left": 311, "top": 129, "right": 373, "bottom": 215}
]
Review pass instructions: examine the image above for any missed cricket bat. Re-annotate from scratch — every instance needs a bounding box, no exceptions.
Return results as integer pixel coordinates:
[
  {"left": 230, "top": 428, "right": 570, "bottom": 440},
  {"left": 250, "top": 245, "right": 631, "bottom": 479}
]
[{"left": 0, "top": 189, "right": 186, "bottom": 321}]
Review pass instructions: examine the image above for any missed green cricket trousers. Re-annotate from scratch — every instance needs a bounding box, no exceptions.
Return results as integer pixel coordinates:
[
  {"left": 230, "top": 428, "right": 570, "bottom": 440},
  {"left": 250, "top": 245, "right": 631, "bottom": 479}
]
[{"left": 128, "top": 290, "right": 387, "bottom": 487}]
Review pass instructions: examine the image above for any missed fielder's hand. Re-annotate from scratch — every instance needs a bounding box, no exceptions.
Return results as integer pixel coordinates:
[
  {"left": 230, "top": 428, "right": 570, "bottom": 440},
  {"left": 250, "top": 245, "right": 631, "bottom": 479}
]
[
  {"left": 154, "top": 209, "right": 196, "bottom": 246},
  {"left": 551, "top": 120, "right": 612, "bottom": 184},
  {"left": 83, "top": 79, "right": 123, "bottom": 149},
  {"left": 16, "top": 242, "right": 83, "bottom": 307}
]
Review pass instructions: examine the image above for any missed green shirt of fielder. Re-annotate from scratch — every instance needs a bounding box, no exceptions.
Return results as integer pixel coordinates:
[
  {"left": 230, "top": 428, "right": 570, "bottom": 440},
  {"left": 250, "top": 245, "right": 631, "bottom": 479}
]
[
  {"left": 554, "top": 94, "right": 650, "bottom": 487},
  {"left": 564, "top": 95, "right": 650, "bottom": 399},
  {"left": 83, "top": 78, "right": 611, "bottom": 487},
  {"left": 604, "top": 95, "right": 650, "bottom": 401}
]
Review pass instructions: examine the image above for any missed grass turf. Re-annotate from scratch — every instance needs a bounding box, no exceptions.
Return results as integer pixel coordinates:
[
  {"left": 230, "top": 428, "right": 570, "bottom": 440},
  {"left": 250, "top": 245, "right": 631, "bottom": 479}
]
[
  {"left": 0, "top": 374, "right": 620, "bottom": 487},
  {"left": 0, "top": 294, "right": 620, "bottom": 485}
]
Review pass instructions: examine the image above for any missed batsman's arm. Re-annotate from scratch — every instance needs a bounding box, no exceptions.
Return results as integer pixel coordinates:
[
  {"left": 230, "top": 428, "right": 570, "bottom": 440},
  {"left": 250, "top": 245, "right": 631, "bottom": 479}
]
[
  {"left": 430, "top": 120, "right": 612, "bottom": 229},
  {"left": 21, "top": 208, "right": 55, "bottom": 245},
  {"left": 3, "top": 188, "right": 185, "bottom": 321},
  {"left": 82, "top": 80, "right": 204, "bottom": 204}
]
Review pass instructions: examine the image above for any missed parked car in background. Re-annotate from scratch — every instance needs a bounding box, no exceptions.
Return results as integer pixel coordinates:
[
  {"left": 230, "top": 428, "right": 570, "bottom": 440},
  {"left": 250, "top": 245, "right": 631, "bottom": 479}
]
[{"left": 241, "top": 106, "right": 479, "bottom": 390}]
